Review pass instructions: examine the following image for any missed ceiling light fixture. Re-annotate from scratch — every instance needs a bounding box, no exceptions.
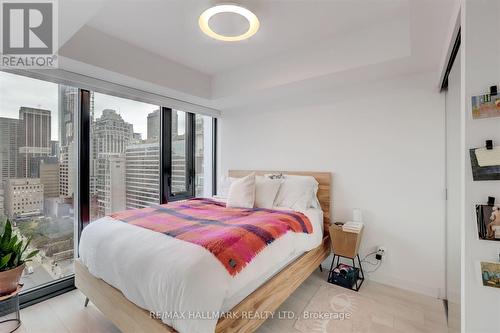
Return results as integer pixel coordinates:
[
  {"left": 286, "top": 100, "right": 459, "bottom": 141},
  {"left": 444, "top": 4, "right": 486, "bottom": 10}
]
[{"left": 198, "top": 4, "right": 260, "bottom": 42}]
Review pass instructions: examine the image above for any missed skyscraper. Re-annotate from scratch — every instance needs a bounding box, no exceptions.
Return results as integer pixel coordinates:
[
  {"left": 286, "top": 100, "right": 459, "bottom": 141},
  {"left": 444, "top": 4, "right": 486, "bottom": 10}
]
[
  {"left": 147, "top": 109, "right": 160, "bottom": 141},
  {"left": 57, "top": 86, "right": 87, "bottom": 201},
  {"left": 40, "top": 160, "right": 60, "bottom": 198},
  {"left": 125, "top": 143, "right": 160, "bottom": 209},
  {"left": 18, "top": 107, "right": 51, "bottom": 178},
  {"left": 58, "top": 86, "right": 78, "bottom": 147},
  {"left": 171, "top": 111, "right": 186, "bottom": 193},
  {"left": 92, "top": 109, "right": 134, "bottom": 217},
  {"left": 59, "top": 142, "right": 74, "bottom": 199},
  {"left": 0, "top": 117, "right": 19, "bottom": 184},
  {"left": 50, "top": 140, "right": 59, "bottom": 158},
  {"left": 95, "top": 154, "right": 126, "bottom": 215}
]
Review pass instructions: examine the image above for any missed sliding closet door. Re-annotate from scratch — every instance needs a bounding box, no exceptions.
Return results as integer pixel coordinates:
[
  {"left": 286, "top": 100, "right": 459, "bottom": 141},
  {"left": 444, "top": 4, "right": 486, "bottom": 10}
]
[{"left": 445, "top": 49, "right": 461, "bottom": 332}]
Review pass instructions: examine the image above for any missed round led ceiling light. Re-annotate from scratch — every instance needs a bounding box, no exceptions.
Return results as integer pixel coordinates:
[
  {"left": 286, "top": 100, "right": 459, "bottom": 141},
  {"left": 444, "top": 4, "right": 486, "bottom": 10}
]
[{"left": 198, "top": 4, "right": 260, "bottom": 42}]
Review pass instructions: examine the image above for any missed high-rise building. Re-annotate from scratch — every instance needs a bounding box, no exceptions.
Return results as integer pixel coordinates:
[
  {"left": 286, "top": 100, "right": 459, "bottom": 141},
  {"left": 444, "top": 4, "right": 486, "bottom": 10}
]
[
  {"left": 58, "top": 86, "right": 78, "bottom": 147},
  {"left": 4, "top": 178, "right": 44, "bottom": 219},
  {"left": 171, "top": 112, "right": 186, "bottom": 194},
  {"left": 59, "top": 142, "right": 74, "bottom": 199},
  {"left": 92, "top": 109, "right": 133, "bottom": 217},
  {"left": 96, "top": 154, "right": 126, "bottom": 215},
  {"left": 57, "top": 86, "right": 87, "bottom": 202},
  {"left": 50, "top": 140, "right": 59, "bottom": 158},
  {"left": 0, "top": 117, "right": 19, "bottom": 184},
  {"left": 147, "top": 109, "right": 160, "bottom": 141},
  {"left": 18, "top": 107, "right": 51, "bottom": 178},
  {"left": 125, "top": 143, "right": 159, "bottom": 209},
  {"left": 40, "top": 160, "right": 60, "bottom": 198},
  {"left": 93, "top": 109, "right": 134, "bottom": 154}
]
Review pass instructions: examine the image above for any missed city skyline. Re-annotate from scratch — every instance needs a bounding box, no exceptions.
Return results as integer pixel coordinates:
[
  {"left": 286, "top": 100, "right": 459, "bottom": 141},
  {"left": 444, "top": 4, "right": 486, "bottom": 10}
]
[{"left": 0, "top": 71, "right": 161, "bottom": 140}]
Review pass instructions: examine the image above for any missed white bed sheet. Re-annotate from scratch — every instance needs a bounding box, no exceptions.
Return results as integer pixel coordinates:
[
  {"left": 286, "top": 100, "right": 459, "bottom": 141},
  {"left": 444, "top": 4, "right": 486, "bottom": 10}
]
[{"left": 79, "top": 206, "right": 323, "bottom": 333}]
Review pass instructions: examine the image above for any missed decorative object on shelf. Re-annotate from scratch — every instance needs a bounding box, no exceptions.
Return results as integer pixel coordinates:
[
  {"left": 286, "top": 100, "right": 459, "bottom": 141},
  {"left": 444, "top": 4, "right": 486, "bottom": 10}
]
[
  {"left": 469, "top": 140, "right": 500, "bottom": 180},
  {"left": 0, "top": 284, "right": 22, "bottom": 333},
  {"left": 488, "top": 196, "right": 496, "bottom": 206},
  {"left": 327, "top": 224, "right": 365, "bottom": 291},
  {"left": 471, "top": 85, "right": 500, "bottom": 119},
  {"left": 480, "top": 261, "right": 500, "bottom": 289},
  {"left": 476, "top": 204, "right": 500, "bottom": 241},
  {"left": 0, "top": 220, "right": 39, "bottom": 296}
]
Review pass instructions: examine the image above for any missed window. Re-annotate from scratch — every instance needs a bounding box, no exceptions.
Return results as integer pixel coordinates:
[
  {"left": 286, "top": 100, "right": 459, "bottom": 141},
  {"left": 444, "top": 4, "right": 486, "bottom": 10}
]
[
  {"left": 1, "top": 70, "right": 216, "bottom": 306},
  {"left": 195, "top": 115, "right": 214, "bottom": 197},
  {"left": 89, "top": 93, "right": 160, "bottom": 221},
  {"left": 171, "top": 110, "right": 188, "bottom": 195},
  {"left": 0, "top": 72, "right": 77, "bottom": 292}
]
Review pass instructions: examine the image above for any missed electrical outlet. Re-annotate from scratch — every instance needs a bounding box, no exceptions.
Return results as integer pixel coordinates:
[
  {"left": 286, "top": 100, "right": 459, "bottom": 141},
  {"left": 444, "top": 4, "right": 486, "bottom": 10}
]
[{"left": 376, "top": 246, "right": 386, "bottom": 260}]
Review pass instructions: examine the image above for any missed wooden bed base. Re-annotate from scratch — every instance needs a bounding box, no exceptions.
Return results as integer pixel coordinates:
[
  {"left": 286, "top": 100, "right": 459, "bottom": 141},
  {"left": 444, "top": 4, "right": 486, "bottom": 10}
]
[
  {"left": 75, "top": 238, "right": 329, "bottom": 333},
  {"left": 75, "top": 170, "right": 331, "bottom": 333}
]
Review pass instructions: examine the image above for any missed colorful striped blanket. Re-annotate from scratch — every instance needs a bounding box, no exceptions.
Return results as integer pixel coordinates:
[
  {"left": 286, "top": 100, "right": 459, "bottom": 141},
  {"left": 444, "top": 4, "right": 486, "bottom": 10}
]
[{"left": 110, "top": 198, "right": 313, "bottom": 276}]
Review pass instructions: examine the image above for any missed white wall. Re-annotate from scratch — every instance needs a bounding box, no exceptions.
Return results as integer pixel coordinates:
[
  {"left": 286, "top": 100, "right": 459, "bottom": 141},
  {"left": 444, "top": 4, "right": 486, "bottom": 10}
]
[
  {"left": 463, "top": 1, "right": 500, "bottom": 332},
  {"left": 219, "top": 72, "right": 446, "bottom": 297}
]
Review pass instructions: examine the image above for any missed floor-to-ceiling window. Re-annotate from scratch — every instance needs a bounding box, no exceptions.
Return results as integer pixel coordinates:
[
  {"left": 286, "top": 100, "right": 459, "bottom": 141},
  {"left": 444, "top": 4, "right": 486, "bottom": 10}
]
[
  {"left": 171, "top": 110, "right": 188, "bottom": 196},
  {"left": 0, "top": 72, "right": 77, "bottom": 293},
  {"left": 0, "top": 70, "right": 216, "bottom": 305},
  {"left": 88, "top": 93, "right": 161, "bottom": 222},
  {"left": 195, "top": 114, "right": 214, "bottom": 197}
]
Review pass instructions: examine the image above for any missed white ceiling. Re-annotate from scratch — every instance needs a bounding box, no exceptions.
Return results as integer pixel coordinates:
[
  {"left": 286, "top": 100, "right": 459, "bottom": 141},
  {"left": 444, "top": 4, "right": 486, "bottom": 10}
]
[
  {"left": 84, "top": 0, "right": 409, "bottom": 75},
  {"left": 58, "top": 0, "right": 458, "bottom": 107}
]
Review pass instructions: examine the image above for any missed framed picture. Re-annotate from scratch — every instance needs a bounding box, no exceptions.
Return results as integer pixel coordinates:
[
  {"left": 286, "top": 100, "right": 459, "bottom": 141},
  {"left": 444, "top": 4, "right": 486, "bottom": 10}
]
[
  {"left": 475, "top": 204, "right": 500, "bottom": 241},
  {"left": 470, "top": 148, "right": 500, "bottom": 181},
  {"left": 471, "top": 94, "right": 500, "bottom": 119},
  {"left": 480, "top": 261, "right": 500, "bottom": 289}
]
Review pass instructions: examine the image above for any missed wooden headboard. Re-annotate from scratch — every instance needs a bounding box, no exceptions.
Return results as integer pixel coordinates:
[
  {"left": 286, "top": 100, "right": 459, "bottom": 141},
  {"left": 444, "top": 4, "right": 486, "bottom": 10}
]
[{"left": 228, "top": 170, "right": 332, "bottom": 234}]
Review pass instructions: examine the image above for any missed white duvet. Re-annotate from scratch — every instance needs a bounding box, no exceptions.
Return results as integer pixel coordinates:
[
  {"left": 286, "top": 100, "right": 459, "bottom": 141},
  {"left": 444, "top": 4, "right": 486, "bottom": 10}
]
[{"left": 79, "top": 206, "right": 323, "bottom": 333}]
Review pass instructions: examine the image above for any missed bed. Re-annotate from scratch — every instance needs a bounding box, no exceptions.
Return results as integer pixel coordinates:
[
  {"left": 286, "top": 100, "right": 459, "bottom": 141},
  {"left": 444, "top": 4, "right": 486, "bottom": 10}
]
[{"left": 75, "top": 170, "right": 331, "bottom": 333}]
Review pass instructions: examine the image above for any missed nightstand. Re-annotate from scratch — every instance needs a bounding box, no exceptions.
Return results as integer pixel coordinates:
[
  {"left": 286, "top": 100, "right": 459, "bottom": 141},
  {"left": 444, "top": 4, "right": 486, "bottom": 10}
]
[{"left": 327, "top": 224, "right": 365, "bottom": 291}]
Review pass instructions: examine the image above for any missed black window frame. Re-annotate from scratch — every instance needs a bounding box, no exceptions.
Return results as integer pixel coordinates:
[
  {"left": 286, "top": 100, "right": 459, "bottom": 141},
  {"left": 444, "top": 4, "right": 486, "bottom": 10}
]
[
  {"left": 162, "top": 109, "right": 196, "bottom": 202},
  {"left": 12, "top": 83, "right": 217, "bottom": 308}
]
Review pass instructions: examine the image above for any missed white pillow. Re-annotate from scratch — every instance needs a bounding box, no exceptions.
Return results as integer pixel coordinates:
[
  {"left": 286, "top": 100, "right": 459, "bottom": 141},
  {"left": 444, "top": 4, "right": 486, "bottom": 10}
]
[
  {"left": 255, "top": 176, "right": 282, "bottom": 209},
  {"left": 218, "top": 176, "right": 236, "bottom": 197},
  {"left": 226, "top": 173, "right": 256, "bottom": 208},
  {"left": 267, "top": 174, "right": 319, "bottom": 211}
]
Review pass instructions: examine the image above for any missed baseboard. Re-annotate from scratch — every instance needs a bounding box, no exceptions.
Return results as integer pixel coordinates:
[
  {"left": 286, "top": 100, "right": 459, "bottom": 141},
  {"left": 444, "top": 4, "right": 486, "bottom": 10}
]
[
  {"left": 320, "top": 255, "right": 442, "bottom": 298},
  {"left": 366, "top": 272, "right": 442, "bottom": 298}
]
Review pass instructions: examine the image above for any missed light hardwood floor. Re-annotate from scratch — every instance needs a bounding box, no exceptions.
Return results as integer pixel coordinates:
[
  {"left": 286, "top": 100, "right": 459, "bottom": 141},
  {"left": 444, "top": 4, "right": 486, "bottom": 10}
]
[{"left": 1, "top": 269, "right": 448, "bottom": 333}]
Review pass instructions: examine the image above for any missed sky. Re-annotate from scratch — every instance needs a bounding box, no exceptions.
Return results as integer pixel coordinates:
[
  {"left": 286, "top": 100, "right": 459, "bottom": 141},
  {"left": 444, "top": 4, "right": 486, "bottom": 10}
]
[
  {"left": 0, "top": 71, "right": 58, "bottom": 139},
  {"left": 0, "top": 71, "right": 174, "bottom": 141}
]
